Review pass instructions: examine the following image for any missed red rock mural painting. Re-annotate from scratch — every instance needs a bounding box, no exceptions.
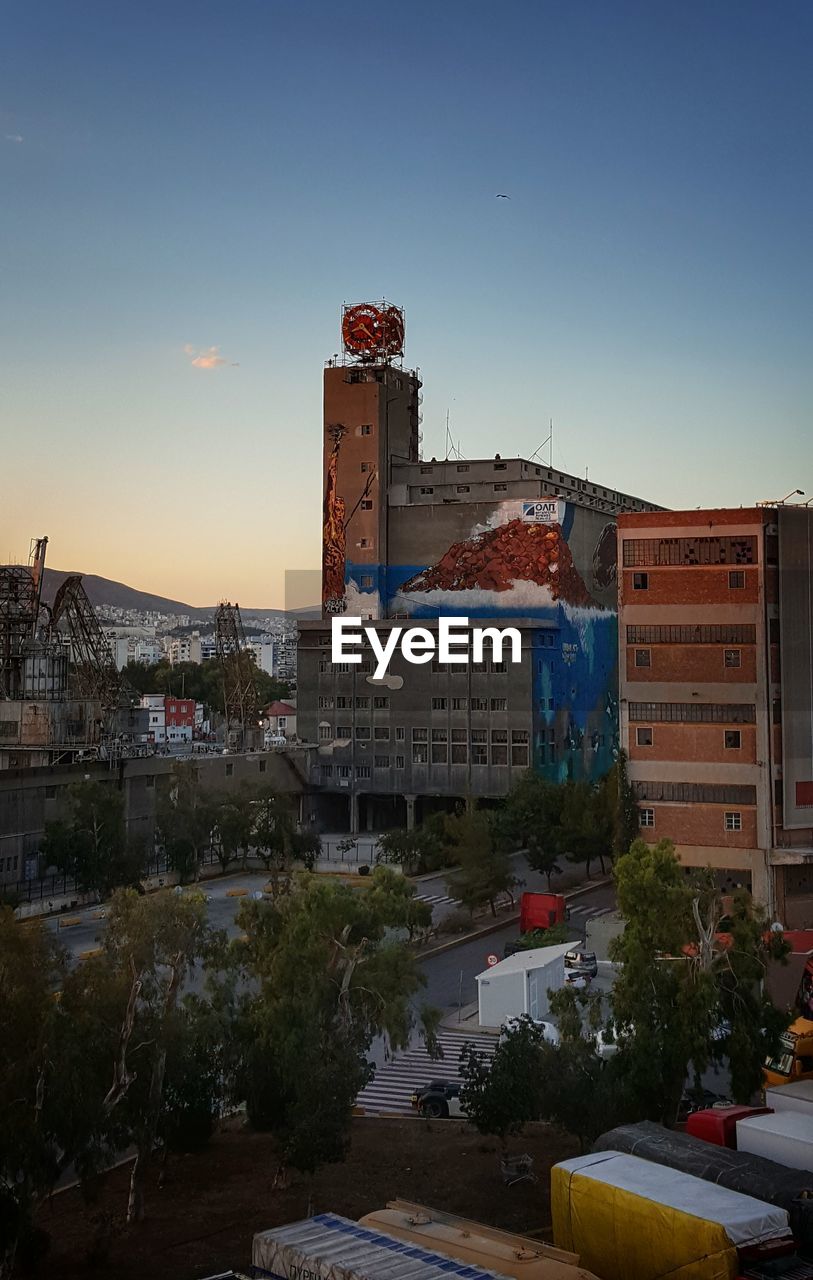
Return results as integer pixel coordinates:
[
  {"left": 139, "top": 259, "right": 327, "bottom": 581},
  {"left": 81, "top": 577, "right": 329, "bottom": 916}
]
[
  {"left": 322, "top": 430, "right": 347, "bottom": 612},
  {"left": 399, "top": 518, "right": 594, "bottom": 607}
]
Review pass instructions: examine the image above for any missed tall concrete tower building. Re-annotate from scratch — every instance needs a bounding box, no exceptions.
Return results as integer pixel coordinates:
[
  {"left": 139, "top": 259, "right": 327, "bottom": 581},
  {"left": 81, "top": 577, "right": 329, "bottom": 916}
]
[{"left": 321, "top": 303, "right": 420, "bottom": 619}]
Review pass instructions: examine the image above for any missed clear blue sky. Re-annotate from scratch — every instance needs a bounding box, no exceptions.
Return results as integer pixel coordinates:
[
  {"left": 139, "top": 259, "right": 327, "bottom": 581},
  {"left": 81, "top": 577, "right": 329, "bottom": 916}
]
[{"left": 2, "top": 0, "right": 811, "bottom": 605}]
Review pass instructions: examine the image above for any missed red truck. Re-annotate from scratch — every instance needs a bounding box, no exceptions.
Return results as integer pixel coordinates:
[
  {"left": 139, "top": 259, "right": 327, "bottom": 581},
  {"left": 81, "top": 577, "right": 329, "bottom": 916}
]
[{"left": 520, "top": 891, "right": 569, "bottom": 933}]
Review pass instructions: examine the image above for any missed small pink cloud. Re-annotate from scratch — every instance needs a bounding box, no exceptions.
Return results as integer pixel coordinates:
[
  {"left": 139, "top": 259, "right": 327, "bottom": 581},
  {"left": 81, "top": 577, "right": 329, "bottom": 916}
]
[{"left": 184, "top": 343, "right": 232, "bottom": 369}]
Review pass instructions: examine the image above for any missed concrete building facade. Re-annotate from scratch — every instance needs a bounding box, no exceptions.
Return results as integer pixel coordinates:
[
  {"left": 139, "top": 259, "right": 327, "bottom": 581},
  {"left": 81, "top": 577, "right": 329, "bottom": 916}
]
[{"left": 617, "top": 506, "right": 813, "bottom": 922}]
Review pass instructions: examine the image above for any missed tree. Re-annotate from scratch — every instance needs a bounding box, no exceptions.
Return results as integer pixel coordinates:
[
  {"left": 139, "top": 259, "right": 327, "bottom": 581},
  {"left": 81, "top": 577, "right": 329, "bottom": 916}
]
[
  {"left": 609, "top": 751, "right": 640, "bottom": 859},
  {"left": 365, "top": 865, "right": 433, "bottom": 942},
  {"left": 446, "top": 812, "right": 518, "bottom": 917},
  {"left": 460, "top": 1017, "right": 548, "bottom": 1145},
  {"left": 376, "top": 814, "right": 448, "bottom": 876},
  {"left": 0, "top": 912, "right": 66, "bottom": 1277},
  {"left": 496, "top": 773, "right": 567, "bottom": 889},
  {"left": 234, "top": 874, "right": 439, "bottom": 1183},
  {"left": 251, "top": 790, "right": 319, "bottom": 893},
  {"left": 560, "top": 780, "right": 613, "bottom": 879},
  {"left": 40, "top": 781, "right": 145, "bottom": 896},
  {"left": 211, "top": 786, "right": 255, "bottom": 872},
  {"left": 609, "top": 839, "right": 788, "bottom": 1123},
  {"left": 99, "top": 888, "right": 214, "bottom": 1223},
  {"left": 156, "top": 762, "right": 216, "bottom": 881}
]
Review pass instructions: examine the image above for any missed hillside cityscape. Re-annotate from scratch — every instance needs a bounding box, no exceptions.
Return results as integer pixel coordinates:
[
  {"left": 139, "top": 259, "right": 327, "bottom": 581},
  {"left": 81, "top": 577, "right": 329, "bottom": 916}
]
[{"left": 2, "top": 4, "right": 812, "bottom": 1280}]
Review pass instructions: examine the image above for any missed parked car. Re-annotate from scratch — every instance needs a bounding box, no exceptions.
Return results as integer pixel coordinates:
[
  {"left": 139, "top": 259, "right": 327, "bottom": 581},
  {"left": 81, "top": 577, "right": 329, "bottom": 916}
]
[
  {"left": 499, "top": 1016, "right": 560, "bottom": 1047},
  {"left": 564, "top": 948, "right": 598, "bottom": 979},
  {"left": 412, "top": 1081, "right": 465, "bottom": 1119},
  {"left": 565, "top": 971, "right": 591, "bottom": 990}
]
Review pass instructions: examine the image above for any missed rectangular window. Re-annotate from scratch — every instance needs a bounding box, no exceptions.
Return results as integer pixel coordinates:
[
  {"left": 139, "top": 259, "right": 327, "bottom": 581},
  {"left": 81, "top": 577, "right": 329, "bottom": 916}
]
[
  {"left": 724, "top": 649, "right": 741, "bottom": 668},
  {"left": 420, "top": 464, "right": 433, "bottom": 474},
  {"left": 395, "top": 726, "right": 405, "bottom": 740},
  {"left": 729, "top": 570, "right": 745, "bottom": 589},
  {"left": 490, "top": 698, "right": 507, "bottom": 712},
  {"left": 491, "top": 660, "right": 507, "bottom": 673},
  {"left": 361, "top": 499, "right": 373, "bottom": 510},
  {"left": 470, "top": 697, "right": 488, "bottom": 711},
  {"left": 258, "top": 759, "right": 267, "bottom": 773},
  {"left": 634, "top": 781, "right": 756, "bottom": 804},
  {"left": 627, "top": 624, "right": 757, "bottom": 645},
  {"left": 334, "top": 662, "right": 351, "bottom": 674},
  {"left": 471, "top": 728, "right": 488, "bottom": 765},
  {"left": 494, "top": 483, "right": 507, "bottom": 492},
  {"left": 725, "top": 811, "right": 742, "bottom": 832},
  {"left": 724, "top": 730, "right": 742, "bottom": 749},
  {"left": 420, "top": 486, "right": 434, "bottom": 495},
  {"left": 395, "top": 755, "right": 404, "bottom": 768},
  {"left": 456, "top": 485, "right": 470, "bottom": 493},
  {"left": 452, "top": 697, "right": 467, "bottom": 710},
  {"left": 321, "top": 764, "right": 333, "bottom": 779},
  {"left": 360, "top": 574, "right": 374, "bottom": 588},
  {"left": 373, "top": 696, "right": 389, "bottom": 709},
  {"left": 633, "top": 572, "right": 649, "bottom": 591},
  {"left": 355, "top": 696, "right": 370, "bottom": 708},
  {"left": 412, "top": 727, "right": 428, "bottom": 742},
  {"left": 624, "top": 536, "right": 757, "bottom": 568},
  {"left": 636, "top": 727, "right": 653, "bottom": 746},
  {"left": 318, "top": 696, "right": 334, "bottom": 709},
  {"left": 359, "top": 539, "right": 372, "bottom": 550},
  {"left": 639, "top": 808, "right": 655, "bottom": 828},
  {"left": 494, "top": 462, "right": 507, "bottom": 470},
  {"left": 319, "top": 724, "right": 332, "bottom": 740},
  {"left": 145, "top": 776, "right": 155, "bottom": 789},
  {"left": 456, "top": 463, "right": 469, "bottom": 472},
  {"left": 635, "top": 649, "right": 651, "bottom": 668},
  {"left": 374, "top": 755, "right": 390, "bottom": 768},
  {"left": 432, "top": 697, "right": 447, "bottom": 711},
  {"left": 511, "top": 730, "right": 530, "bottom": 766},
  {"left": 629, "top": 702, "right": 755, "bottom": 724},
  {"left": 451, "top": 741, "right": 468, "bottom": 764},
  {"left": 360, "top": 424, "right": 372, "bottom": 435},
  {"left": 225, "top": 763, "right": 234, "bottom": 777},
  {"left": 336, "top": 725, "right": 351, "bottom": 738},
  {"left": 356, "top": 766, "right": 371, "bottom": 780},
  {"left": 491, "top": 728, "right": 508, "bottom": 765},
  {"left": 373, "top": 726, "right": 390, "bottom": 740},
  {"left": 355, "top": 726, "right": 370, "bottom": 739},
  {"left": 431, "top": 729, "right": 448, "bottom": 764},
  {"left": 337, "top": 765, "right": 351, "bottom": 778},
  {"left": 45, "top": 785, "right": 57, "bottom": 800},
  {"left": 335, "top": 696, "right": 350, "bottom": 709},
  {"left": 360, "top": 462, "right": 371, "bottom": 472},
  {"left": 412, "top": 743, "right": 428, "bottom": 764}
]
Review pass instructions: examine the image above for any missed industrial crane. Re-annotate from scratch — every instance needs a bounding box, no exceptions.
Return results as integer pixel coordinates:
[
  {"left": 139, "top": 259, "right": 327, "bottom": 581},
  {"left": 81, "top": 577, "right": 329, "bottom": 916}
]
[{"left": 214, "top": 601, "right": 261, "bottom": 752}]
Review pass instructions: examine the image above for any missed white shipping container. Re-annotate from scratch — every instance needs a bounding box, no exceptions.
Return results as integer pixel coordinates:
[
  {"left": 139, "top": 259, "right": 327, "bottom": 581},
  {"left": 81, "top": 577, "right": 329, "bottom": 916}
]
[
  {"left": 253, "top": 1213, "right": 513, "bottom": 1280},
  {"left": 476, "top": 944, "right": 570, "bottom": 1030},
  {"left": 736, "top": 1111, "right": 813, "bottom": 1172},
  {"left": 765, "top": 1079, "right": 813, "bottom": 1116}
]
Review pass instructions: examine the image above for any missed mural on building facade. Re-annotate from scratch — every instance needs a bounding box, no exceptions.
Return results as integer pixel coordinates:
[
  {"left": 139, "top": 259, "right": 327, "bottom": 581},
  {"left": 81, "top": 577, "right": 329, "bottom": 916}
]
[
  {"left": 322, "top": 427, "right": 347, "bottom": 615},
  {"left": 336, "top": 498, "right": 619, "bottom": 783}
]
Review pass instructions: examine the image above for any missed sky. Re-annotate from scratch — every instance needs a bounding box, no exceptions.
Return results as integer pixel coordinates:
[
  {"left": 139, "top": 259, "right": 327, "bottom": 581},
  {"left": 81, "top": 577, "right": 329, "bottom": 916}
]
[{"left": 2, "top": 0, "right": 812, "bottom": 607}]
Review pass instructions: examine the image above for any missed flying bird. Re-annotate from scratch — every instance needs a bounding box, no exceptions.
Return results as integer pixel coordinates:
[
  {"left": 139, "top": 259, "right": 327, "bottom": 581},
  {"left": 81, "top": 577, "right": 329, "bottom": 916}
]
[{"left": 496, "top": 193, "right": 511, "bottom": 199}]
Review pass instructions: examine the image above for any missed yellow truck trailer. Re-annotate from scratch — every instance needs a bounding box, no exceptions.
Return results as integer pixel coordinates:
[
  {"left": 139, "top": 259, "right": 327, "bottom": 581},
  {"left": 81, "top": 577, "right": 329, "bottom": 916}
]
[{"left": 551, "top": 1150, "right": 791, "bottom": 1280}]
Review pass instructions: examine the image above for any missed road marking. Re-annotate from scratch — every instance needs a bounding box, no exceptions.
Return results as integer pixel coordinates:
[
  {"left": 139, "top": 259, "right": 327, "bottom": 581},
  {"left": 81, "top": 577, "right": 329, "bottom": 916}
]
[
  {"left": 356, "top": 1030, "right": 497, "bottom": 1117},
  {"left": 415, "top": 893, "right": 462, "bottom": 907},
  {"left": 59, "top": 916, "right": 82, "bottom": 928},
  {"left": 226, "top": 887, "right": 249, "bottom": 898}
]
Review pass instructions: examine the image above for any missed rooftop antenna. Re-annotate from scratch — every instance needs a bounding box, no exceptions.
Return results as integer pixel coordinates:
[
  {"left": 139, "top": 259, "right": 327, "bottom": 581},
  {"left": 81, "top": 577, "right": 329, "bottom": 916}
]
[
  {"left": 530, "top": 418, "right": 554, "bottom": 468},
  {"left": 444, "top": 409, "right": 452, "bottom": 461}
]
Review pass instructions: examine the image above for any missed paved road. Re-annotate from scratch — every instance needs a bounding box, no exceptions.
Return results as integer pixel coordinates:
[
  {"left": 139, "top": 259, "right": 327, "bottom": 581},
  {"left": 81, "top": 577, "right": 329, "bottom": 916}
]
[{"left": 419, "top": 878, "right": 616, "bottom": 1014}]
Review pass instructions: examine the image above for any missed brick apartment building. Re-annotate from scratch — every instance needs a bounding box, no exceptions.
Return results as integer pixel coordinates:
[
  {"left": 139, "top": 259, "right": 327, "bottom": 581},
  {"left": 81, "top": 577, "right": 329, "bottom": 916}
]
[{"left": 618, "top": 506, "right": 813, "bottom": 923}]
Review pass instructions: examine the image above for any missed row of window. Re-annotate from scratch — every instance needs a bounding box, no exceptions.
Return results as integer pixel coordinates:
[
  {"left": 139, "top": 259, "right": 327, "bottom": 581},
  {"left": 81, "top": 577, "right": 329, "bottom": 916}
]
[
  {"left": 632, "top": 570, "right": 747, "bottom": 591},
  {"left": 636, "top": 726, "right": 744, "bottom": 750},
  {"left": 626, "top": 624, "right": 757, "bottom": 645},
  {"left": 420, "top": 483, "right": 510, "bottom": 495},
  {"left": 633, "top": 781, "right": 757, "bottom": 805},
  {"left": 640, "top": 808, "right": 743, "bottom": 832},
  {"left": 623, "top": 536, "right": 757, "bottom": 567},
  {"left": 415, "top": 462, "right": 623, "bottom": 503},
  {"left": 628, "top": 702, "right": 756, "bottom": 724},
  {"left": 321, "top": 730, "right": 531, "bottom": 771},
  {"left": 633, "top": 648, "right": 742, "bottom": 668},
  {"left": 319, "top": 695, "right": 391, "bottom": 710}
]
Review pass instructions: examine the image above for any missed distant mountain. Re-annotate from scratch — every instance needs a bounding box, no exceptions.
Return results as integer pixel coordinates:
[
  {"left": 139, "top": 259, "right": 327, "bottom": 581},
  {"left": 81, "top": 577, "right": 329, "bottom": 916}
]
[{"left": 32, "top": 567, "right": 319, "bottom": 620}]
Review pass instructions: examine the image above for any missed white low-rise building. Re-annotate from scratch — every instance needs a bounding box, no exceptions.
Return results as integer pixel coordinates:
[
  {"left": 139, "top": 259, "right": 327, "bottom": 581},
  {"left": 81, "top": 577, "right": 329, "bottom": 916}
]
[{"left": 476, "top": 943, "right": 570, "bottom": 1029}]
